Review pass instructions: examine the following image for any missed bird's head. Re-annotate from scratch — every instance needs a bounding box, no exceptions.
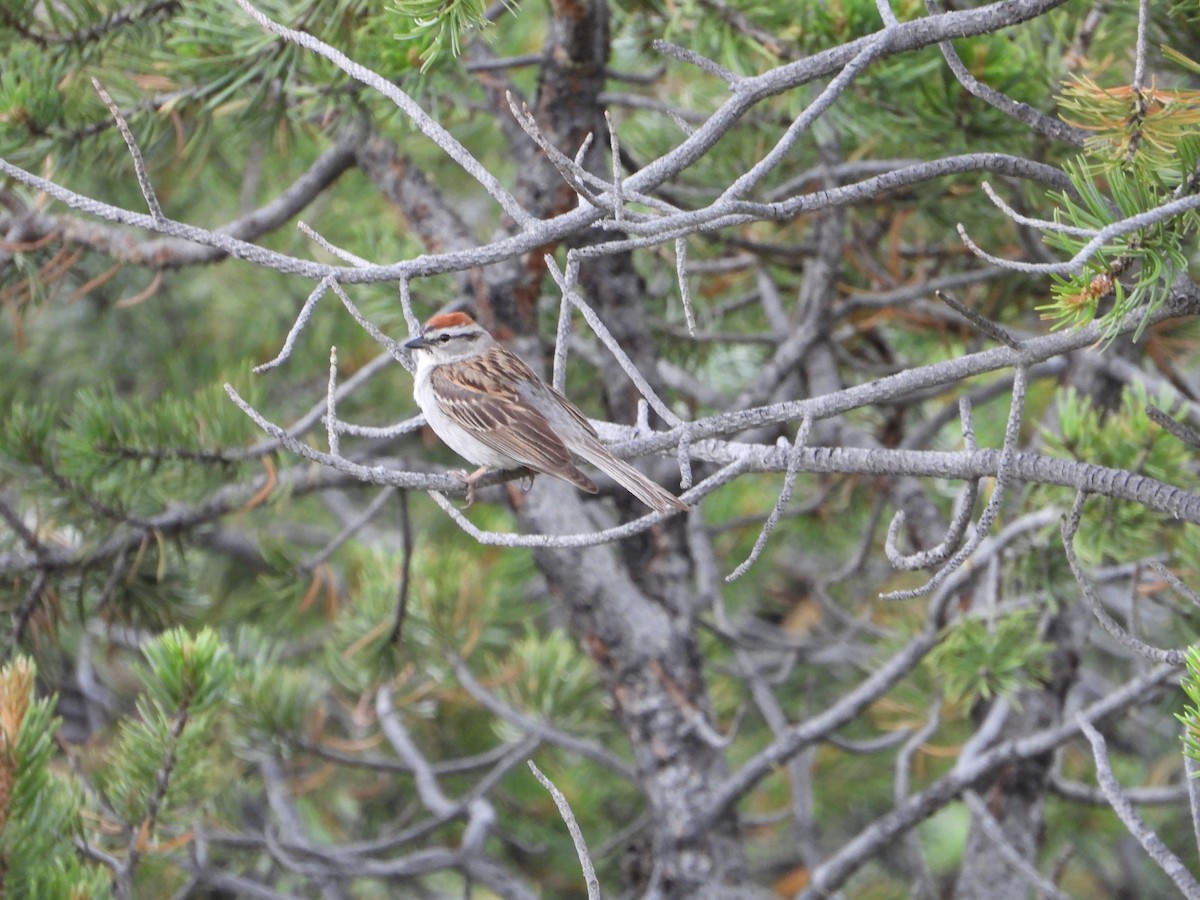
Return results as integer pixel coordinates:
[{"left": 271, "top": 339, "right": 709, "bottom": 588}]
[{"left": 404, "top": 312, "right": 493, "bottom": 364}]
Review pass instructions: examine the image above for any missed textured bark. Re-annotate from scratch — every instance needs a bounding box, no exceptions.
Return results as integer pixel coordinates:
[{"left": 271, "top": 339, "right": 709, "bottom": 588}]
[
  {"left": 524, "top": 481, "right": 752, "bottom": 895},
  {"left": 477, "top": 1, "right": 756, "bottom": 893}
]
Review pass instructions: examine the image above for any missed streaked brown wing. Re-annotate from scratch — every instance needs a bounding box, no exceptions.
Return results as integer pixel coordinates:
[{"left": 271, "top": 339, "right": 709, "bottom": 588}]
[{"left": 429, "top": 346, "right": 579, "bottom": 476}]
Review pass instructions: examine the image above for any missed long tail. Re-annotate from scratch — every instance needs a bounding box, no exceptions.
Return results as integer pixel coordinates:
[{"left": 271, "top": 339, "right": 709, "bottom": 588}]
[{"left": 574, "top": 443, "right": 689, "bottom": 513}]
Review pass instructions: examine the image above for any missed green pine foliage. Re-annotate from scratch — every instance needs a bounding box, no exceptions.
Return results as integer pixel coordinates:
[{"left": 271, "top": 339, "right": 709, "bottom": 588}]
[
  {"left": 231, "top": 625, "right": 330, "bottom": 740},
  {"left": 1042, "top": 384, "right": 1191, "bottom": 565},
  {"left": 925, "top": 608, "right": 1052, "bottom": 707},
  {"left": 391, "top": 0, "right": 496, "bottom": 71},
  {"left": 1180, "top": 646, "right": 1200, "bottom": 766},
  {"left": 98, "top": 628, "right": 234, "bottom": 831},
  {"left": 1038, "top": 77, "right": 1200, "bottom": 339},
  {"left": 0, "top": 657, "right": 111, "bottom": 899}
]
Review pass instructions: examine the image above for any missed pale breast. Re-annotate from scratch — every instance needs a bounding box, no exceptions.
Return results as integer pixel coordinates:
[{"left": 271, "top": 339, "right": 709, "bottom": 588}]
[{"left": 413, "top": 368, "right": 522, "bottom": 469}]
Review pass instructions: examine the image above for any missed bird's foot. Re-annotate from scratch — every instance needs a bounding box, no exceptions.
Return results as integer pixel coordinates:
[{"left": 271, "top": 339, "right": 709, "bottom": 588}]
[{"left": 449, "top": 466, "right": 491, "bottom": 508}]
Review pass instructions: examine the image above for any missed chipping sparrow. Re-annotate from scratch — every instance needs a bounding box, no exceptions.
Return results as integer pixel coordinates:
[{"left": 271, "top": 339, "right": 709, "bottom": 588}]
[{"left": 404, "top": 312, "right": 688, "bottom": 513}]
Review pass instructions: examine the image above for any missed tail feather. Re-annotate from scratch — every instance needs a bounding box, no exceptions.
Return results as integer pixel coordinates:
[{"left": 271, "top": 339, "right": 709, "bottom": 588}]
[{"left": 574, "top": 444, "right": 689, "bottom": 513}]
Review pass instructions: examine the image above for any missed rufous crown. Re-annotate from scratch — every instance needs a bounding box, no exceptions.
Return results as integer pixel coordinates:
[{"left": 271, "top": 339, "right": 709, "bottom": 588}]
[{"left": 424, "top": 312, "right": 477, "bottom": 330}]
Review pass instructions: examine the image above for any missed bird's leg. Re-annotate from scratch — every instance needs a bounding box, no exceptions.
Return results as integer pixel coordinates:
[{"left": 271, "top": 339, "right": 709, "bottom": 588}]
[{"left": 449, "top": 465, "right": 492, "bottom": 508}]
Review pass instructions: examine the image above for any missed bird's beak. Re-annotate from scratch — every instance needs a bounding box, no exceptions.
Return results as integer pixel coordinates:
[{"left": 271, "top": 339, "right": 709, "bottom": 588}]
[{"left": 404, "top": 334, "right": 430, "bottom": 350}]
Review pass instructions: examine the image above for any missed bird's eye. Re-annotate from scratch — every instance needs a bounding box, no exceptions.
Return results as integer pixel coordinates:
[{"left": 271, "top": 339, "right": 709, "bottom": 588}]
[{"left": 437, "top": 334, "right": 451, "bottom": 344}]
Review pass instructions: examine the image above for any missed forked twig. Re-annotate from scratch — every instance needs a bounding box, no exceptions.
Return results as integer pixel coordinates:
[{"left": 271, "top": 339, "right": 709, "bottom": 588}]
[{"left": 253, "top": 277, "right": 333, "bottom": 372}]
